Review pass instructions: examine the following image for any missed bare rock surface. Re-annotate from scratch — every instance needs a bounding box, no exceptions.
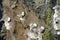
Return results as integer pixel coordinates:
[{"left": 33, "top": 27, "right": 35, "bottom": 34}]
[{"left": 0, "top": 0, "right": 45, "bottom": 40}]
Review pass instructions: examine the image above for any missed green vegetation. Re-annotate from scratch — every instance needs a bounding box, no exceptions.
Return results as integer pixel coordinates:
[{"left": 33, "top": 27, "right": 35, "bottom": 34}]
[{"left": 43, "top": 8, "right": 53, "bottom": 40}]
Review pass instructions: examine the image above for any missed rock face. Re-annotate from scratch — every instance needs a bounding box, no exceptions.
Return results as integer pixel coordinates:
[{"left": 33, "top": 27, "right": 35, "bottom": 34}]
[
  {"left": 23, "top": 0, "right": 51, "bottom": 19},
  {"left": 51, "top": 5, "right": 60, "bottom": 40},
  {"left": 53, "top": 5, "right": 60, "bottom": 35},
  {"left": 0, "top": 0, "right": 45, "bottom": 40},
  {"left": 1, "top": 0, "right": 60, "bottom": 40}
]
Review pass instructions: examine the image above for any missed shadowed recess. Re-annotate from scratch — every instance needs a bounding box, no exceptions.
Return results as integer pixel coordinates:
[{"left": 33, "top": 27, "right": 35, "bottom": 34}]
[{"left": 0, "top": 10, "right": 3, "bottom": 19}]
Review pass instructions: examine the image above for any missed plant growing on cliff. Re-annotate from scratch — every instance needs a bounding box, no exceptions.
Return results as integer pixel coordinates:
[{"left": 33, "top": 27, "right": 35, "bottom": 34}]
[{"left": 43, "top": 7, "right": 53, "bottom": 40}]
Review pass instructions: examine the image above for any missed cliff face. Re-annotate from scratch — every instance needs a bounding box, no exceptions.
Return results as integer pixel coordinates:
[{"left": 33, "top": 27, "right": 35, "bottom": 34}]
[
  {"left": 0, "top": 0, "right": 45, "bottom": 40},
  {"left": 0, "top": 0, "right": 60, "bottom": 40}
]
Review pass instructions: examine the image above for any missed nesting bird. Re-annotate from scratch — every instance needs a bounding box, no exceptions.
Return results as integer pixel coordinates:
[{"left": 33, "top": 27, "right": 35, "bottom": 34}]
[
  {"left": 4, "top": 17, "right": 11, "bottom": 30},
  {"left": 17, "top": 12, "right": 25, "bottom": 21},
  {"left": 29, "top": 23, "right": 37, "bottom": 31}
]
